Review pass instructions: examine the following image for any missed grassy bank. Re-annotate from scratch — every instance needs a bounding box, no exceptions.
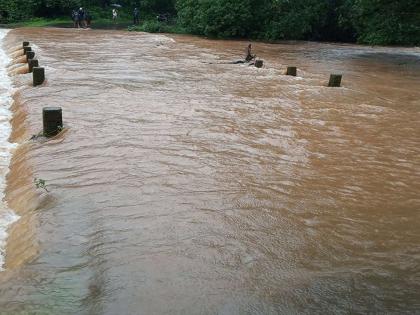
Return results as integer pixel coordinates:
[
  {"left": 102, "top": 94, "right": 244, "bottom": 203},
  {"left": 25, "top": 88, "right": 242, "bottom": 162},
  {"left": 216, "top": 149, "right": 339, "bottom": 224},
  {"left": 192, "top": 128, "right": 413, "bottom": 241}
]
[
  {"left": 1, "top": 18, "right": 70, "bottom": 29},
  {"left": 0, "top": 16, "right": 183, "bottom": 34},
  {"left": 128, "top": 19, "right": 185, "bottom": 34},
  {"left": 1, "top": 17, "right": 137, "bottom": 30}
]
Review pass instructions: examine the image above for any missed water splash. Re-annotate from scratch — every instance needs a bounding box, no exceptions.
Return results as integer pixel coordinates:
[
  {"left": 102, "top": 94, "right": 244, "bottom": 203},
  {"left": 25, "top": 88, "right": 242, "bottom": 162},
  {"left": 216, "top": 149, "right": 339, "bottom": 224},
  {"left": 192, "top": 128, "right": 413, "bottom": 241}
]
[{"left": 0, "top": 29, "right": 19, "bottom": 271}]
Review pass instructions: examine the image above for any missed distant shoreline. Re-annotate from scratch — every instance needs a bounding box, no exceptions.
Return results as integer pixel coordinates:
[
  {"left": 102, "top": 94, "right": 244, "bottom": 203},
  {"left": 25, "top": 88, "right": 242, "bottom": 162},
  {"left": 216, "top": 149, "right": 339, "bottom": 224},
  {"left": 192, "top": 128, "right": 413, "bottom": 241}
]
[
  {"left": 1, "top": 20, "right": 419, "bottom": 50},
  {"left": 0, "top": 18, "right": 132, "bottom": 30}
]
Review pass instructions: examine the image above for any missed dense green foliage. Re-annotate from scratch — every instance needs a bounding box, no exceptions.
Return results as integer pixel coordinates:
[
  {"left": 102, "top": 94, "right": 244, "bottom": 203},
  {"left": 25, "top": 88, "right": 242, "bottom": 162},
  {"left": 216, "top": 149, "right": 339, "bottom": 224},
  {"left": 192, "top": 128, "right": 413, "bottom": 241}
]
[
  {"left": 176, "top": 0, "right": 420, "bottom": 45},
  {"left": 352, "top": 0, "right": 420, "bottom": 45},
  {"left": 1, "top": 0, "right": 419, "bottom": 45}
]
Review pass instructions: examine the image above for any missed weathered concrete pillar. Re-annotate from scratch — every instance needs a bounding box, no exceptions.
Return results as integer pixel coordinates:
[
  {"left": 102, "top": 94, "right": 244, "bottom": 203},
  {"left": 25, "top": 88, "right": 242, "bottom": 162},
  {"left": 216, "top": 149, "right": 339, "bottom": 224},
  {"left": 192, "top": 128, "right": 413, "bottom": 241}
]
[
  {"left": 286, "top": 66, "right": 297, "bottom": 76},
  {"left": 28, "top": 59, "right": 39, "bottom": 73},
  {"left": 26, "top": 51, "right": 35, "bottom": 61},
  {"left": 23, "top": 41, "right": 29, "bottom": 47},
  {"left": 23, "top": 46, "right": 32, "bottom": 54},
  {"left": 43, "top": 107, "right": 63, "bottom": 137},
  {"left": 328, "top": 74, "right": 342, "bottom": 87},
  {"left": 33, "top": 67, "right": 45, "bottom": 86},
  {"left": 255, "top": 60, "right": 263, "bottom": 68}
]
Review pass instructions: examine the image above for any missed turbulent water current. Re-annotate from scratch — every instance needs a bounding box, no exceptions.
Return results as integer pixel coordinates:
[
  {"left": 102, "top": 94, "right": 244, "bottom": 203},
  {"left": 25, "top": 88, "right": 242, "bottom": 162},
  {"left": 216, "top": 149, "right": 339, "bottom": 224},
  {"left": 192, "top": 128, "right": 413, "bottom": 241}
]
[
  {"left": 0, "top": 28, "right": 419, "bottom": 314},
  {"left": 0, "top": 29, "right": 19, "bottom": 273}
]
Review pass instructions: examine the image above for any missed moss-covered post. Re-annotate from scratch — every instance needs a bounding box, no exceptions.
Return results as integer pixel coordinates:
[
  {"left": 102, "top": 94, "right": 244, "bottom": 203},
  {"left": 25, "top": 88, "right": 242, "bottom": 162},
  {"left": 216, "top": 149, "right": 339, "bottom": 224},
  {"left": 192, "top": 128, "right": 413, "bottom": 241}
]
[
  {"left": 255, "top": 60, "right": 264, "bottom": 68},
  {"left": 28, "top": 59, "right": 39, "bottom": 73},
  {"left": 328, "top": 74, "right": 342, "bottom": 87},
  {"left": 26, "top": 51, "right": 35, "bottom": 62},
  {"left": 33, "top": 67, "right": 45, "bottom": 86},
  {"left": 23, "top": 41, "right": 29, "bottom": 47},
  {"left": 43, "top": 107, "right": 63, "bottom": 137},
  {"left": 286, "top": 67, "right": 297, "bottom": 76}
]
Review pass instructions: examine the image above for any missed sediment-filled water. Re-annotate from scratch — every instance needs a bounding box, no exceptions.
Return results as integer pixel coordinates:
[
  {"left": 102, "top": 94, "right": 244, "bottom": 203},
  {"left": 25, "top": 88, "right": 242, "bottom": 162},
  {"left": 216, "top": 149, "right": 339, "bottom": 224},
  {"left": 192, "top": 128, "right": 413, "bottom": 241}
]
[{"left": 0, "top": 27, "right": 419, "bottom": 314}]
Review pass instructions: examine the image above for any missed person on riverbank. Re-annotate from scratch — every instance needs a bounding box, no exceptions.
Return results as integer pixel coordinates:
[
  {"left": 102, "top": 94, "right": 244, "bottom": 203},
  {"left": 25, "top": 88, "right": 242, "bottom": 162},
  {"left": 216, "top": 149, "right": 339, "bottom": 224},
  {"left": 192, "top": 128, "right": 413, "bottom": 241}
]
[
  {"left": 71, "top": 10, "right": 79, "bottom": 28},
  {"left": 85, "top": 10, "right": 92, "bottom": 28},
  {"left": 78, "top": 7, "right": 86, "bottom": 28},
  {"left": 112, "top": 9, "right": 118, "bottom": 23},
  {"left": 133, "top": 7, "right": 140, "bottom": 25}
]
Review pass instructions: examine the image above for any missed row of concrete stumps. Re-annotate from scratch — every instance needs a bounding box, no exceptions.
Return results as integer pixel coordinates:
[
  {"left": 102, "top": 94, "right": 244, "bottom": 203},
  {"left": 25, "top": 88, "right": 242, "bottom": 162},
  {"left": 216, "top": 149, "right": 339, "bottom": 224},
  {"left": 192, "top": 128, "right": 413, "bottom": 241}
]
[
  {"left": 255, "top": 60, "right": 342, "bottom": 87},
  {"left": 22, "top": 41, "right": 63, "bottom": 138},
  {"left": 21, "top": 40, "right": 340, "bottom": 139},
  {"left": 285, "top": 65, "right": 342, "bottom": 87}
]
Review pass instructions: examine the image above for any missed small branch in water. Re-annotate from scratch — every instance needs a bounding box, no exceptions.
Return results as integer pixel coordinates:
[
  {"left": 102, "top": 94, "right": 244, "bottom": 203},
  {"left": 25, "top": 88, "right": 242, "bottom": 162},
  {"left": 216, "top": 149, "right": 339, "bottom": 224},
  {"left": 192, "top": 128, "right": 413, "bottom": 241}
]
[
  {"left": 29, "top": 131, "right": 45, "bottom": 141},
  {"left": 204, "top": 60, "right": 252, "bottom": 65},
  {"left": 30, "top": 126, "right": 64, "bottom": 141},
  {"left": 34, "top": 178, "right": 49, "bottom": 193}
]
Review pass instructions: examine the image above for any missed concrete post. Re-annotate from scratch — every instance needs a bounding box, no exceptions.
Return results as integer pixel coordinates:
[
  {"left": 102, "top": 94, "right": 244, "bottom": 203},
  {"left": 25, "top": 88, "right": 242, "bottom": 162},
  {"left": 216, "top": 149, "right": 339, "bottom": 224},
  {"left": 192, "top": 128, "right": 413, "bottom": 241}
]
[
  {"left": 23, "top": 46, "right": 32, "bottom": 55},
  {"left": 286, "top": 67, "right": 297, "bottom": 76},
  {"left": 33, "top": 67, "right": 45, "bottom": 86},
  {"left": 28, "top": 59, "right": 39, "bottom": 73},
  {"left": 328, "top": 74, "right": 342, "bottom": 87},
  {"left": 26, "top": 51, "right": 35, "bottom": 62},
  {"left": 43, "top": 107, "right": 63, "bottom": 137},
  {"left": 255, "top": 60, "right": 264, "bottom": 68}
]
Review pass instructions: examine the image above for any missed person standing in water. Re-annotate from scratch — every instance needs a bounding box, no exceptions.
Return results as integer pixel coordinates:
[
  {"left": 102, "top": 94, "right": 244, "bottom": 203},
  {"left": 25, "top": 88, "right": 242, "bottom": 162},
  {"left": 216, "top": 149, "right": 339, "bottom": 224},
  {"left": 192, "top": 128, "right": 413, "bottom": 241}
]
[
  {"left": 245, "top": 44, "right": 256, "bottom": 62},
  {"left": 133, "top": 8, "right": 140, "bottom": 25},
  {"left": 228, "top": 44, "right": 258, "bottom": 65}
]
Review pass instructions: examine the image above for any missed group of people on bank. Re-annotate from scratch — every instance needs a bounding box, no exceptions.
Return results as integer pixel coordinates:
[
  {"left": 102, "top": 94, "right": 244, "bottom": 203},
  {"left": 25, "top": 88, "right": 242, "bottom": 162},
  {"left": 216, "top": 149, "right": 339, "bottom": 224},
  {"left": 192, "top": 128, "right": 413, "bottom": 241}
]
[
  {"left": 71, "top": 7, "right": 141, "bottom": 28},
  {"left": 71, "top": 7, "right": 92, "bottom": 28}
]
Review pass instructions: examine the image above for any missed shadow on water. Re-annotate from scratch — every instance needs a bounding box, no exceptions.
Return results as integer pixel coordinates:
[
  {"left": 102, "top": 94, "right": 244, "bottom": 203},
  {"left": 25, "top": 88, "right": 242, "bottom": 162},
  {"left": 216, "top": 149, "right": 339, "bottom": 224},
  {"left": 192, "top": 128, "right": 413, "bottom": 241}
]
[
  {"left": 353, "top": 52, "right": 420, "bottom": 66},
  {"left": 47, "top": 22, "right": 132, "bottom": 30}
]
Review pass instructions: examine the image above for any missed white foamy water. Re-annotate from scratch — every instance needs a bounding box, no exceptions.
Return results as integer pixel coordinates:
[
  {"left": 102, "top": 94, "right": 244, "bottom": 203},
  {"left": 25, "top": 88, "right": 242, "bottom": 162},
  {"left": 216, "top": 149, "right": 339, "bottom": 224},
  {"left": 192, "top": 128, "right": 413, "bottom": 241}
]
[{"left": 0, "top": 29, "right": 19, "bottom": 272}]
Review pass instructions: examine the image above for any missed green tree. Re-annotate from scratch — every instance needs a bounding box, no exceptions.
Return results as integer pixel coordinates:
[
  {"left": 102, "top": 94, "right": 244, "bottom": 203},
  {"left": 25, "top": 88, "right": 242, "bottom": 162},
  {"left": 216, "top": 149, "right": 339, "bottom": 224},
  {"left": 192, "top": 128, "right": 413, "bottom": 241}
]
[
  {"left": 352, "top": 0, "right": 420, "bottom": 45},
  {"left": 176, "top": 0, "right": 260, "bottom": 37},
  {"left": 263, "top": 0, "right": 330, "bottom": 40}
]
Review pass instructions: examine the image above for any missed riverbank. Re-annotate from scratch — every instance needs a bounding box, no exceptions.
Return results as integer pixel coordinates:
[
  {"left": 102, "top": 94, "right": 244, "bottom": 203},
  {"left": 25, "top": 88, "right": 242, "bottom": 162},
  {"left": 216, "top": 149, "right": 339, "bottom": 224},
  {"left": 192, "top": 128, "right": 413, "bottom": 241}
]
[
  {"left": 0, "top": 17, "right": 184, "bottom": 34},
  {"left": 1, "top": 17, "right": 133, "bottom": 30},
  {"left": 1, "top": 19, "right": 419, "bottom": 49},
  {"left": 1, "top": 0, "right": 419, "bottom": 46}
]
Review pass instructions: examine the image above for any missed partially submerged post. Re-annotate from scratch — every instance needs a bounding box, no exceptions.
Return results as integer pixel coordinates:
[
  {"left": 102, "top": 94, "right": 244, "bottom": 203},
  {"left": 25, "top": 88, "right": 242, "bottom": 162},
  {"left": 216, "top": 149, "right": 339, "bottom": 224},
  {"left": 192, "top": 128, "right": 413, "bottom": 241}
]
[
  {"left": 255, "top": 60, "right": 263, "bottom": 68},
  {"left": 26, "top": 51, "right": 35, "bottom": 62},
  {"left": 43, "top": 107, "right": 63, "bottom": 137},
  {"left": 328, "top": 74, "right": 342, "bottom": 87},
  {"left": 286, "top": 67, "right": 297, "bottom": 76},
  {"left": 33, "top": 67, "right": 45, "bottom": 86},
  {"left": 28, "top": 59, "right": 39, "bottom": 73},
  {"left": 23, "top": 46, "right": 32, "bottom": 54},
  {"left": 23, "top": 41, "right": 29, "bottom": 47}
]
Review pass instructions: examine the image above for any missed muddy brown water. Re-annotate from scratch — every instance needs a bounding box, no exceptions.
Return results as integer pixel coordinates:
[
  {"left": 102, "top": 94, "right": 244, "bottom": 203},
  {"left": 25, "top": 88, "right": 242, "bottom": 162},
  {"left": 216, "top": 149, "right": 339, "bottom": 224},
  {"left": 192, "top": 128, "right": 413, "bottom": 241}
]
[{"left": 0, "top": 28, "right": 419, "bottom": 314}]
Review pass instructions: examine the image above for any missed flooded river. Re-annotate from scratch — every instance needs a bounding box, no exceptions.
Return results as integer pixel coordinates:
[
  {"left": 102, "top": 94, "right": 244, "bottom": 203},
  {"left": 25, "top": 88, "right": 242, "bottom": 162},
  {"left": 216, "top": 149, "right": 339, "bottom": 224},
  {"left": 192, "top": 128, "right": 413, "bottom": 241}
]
[{"left": 0, "top": 28, "right": 419, "bottom": 314}]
